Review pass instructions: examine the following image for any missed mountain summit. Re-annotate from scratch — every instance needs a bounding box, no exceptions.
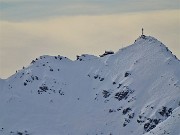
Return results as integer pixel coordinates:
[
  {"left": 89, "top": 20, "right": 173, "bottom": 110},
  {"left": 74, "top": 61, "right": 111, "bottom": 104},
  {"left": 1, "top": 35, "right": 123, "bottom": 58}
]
[{"left": 0, "top": 35, "right": 180, "bottom": 135}]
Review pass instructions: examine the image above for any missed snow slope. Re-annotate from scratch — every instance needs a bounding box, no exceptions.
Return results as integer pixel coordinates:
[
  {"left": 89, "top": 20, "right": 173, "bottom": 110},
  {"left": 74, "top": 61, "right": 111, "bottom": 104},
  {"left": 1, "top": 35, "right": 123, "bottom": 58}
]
[{"left": 0, "top": 35, "right": 180, "bottom": 135}]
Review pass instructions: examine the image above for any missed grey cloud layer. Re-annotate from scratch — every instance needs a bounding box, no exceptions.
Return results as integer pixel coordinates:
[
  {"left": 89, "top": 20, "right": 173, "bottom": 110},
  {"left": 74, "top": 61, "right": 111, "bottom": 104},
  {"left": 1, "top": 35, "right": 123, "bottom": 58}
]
[{"left": 1, "top": 0, "right": 179, "bottom": 21}]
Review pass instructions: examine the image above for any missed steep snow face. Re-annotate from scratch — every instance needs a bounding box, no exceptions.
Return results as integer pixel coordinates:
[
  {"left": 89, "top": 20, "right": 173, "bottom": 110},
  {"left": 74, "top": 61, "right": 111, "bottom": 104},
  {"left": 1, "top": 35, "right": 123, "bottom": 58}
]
[
  {"left": 0, "top": 35, "right": 180, "bottom": 135},
  {"left": 0, "top": 78, "right": 5, "bottom": 92},
  {"left": 144, "top": 106, "right": 180, "bottom": 135}
]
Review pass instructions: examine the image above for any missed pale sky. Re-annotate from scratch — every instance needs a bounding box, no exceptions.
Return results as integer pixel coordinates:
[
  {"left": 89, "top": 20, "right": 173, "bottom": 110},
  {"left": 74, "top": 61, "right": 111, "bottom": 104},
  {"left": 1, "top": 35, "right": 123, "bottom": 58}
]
[{"left": 0, "top": 0, "right": 180, "bottom": 79}]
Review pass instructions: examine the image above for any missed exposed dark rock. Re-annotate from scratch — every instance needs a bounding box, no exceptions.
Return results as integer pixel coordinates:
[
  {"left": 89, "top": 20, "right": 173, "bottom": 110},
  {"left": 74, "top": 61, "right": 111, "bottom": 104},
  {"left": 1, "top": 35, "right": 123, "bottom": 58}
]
[
  {"left": 59, "top": 90, "right": 64, "bottom": 95},
  {"left": 102, "top": 90, "right": 111, "bottom": 98},
  {"left": 122, "top": 107, "right": 131, "bottom": 115},
  {"left": 114, "top": 87, "right": 134, "bottom": 101},
  {"left": 31, "top": 60, "right": 35, "bottom": 64},
  {"left": 117, "top": 84, "right": 122, "bottom": 89},
  {"left": 94, "top": 75, "right": 98, "bottom": 79},
  {"left": 99, "top": 51, "right": 114, "bottom": 57},
  {"left": 144, "top": 122, "right": 157, "bottom": 132},
  {"left": 24, "top": 82, "right": 27, "bottom": 86},
  {"left": 17, "top": 132, "right": 23, "bottom": 135},
  {"left": 109, "top": 109, "right": 116, "bottom": 113},
  {"left": 35, "top": 76, "right": 39, "bottom": 80},
  {"left": 158, "top": 106, "right": 172, "bottom": 117},
  {"left": 39, "top": 85, "right": 49, "bottom": 92},
  {"left": 124, "top": 72, "right": 131, "bottom": 77},
  {"left": 128, "top": 113, "right": 135, "bottom": 119},
  {"left": 117, "top": 107, "right": 122, "bottom": 111}
]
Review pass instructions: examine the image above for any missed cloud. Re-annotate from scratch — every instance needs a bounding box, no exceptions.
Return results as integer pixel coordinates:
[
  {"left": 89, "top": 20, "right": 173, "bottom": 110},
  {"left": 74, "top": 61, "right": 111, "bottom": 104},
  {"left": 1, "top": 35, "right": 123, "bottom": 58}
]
[
  {"left": 0, "top": 10, "right": 180, "bottom": 78},
  {"left": 0, "top": 0, "right": 179, "bottom": 21}
]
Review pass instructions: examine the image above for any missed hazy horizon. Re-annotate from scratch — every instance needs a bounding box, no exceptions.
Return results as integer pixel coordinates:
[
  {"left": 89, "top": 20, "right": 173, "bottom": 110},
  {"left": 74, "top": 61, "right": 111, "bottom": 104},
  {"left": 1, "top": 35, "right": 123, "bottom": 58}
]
[{"left": 0, "top": 0, "right": 180, "bottom": 79}]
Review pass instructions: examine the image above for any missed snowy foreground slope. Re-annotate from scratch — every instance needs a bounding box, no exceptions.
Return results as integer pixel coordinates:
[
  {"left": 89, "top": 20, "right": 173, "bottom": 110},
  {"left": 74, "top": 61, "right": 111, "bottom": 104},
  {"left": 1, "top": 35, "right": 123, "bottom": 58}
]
[{"left": 0, "top": 35, "right": 180, "bottom": 135}]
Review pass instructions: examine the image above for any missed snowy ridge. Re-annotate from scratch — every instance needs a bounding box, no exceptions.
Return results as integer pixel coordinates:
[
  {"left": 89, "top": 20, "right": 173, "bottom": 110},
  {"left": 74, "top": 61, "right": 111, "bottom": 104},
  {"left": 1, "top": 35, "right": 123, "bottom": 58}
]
[{"left": 0, "top": 35, "right": 180, "bottom": 135}]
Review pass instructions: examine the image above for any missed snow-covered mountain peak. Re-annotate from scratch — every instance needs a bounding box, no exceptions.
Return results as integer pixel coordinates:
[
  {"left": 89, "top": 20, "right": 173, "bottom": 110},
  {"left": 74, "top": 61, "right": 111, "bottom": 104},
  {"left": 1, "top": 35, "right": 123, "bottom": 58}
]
[
  {"left": 135, "top": 35, "right": 159, "bottom": 43},
  {"left": 30, "top": 55, "right": 72, "bottom": 66},
  {"left": 115, "top": 35, "right": 177, "bottom": 63},
  {"left": 0, "top": 35, "right": 179, "bottom": 135}
]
